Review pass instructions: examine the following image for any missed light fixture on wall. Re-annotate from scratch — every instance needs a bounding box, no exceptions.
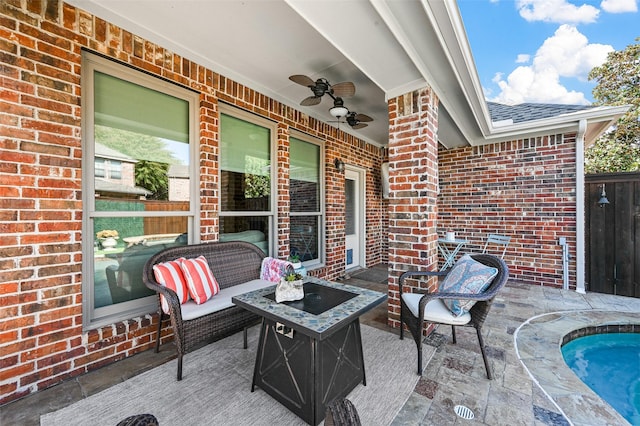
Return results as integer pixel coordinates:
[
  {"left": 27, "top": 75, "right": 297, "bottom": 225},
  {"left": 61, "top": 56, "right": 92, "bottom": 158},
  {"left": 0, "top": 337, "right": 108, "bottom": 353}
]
[
  {"left": 598, "top": 184, "right": 610, "bottom": 207},
  {"left": 334, "top": 158, "right": 345, "bottom": 172}
]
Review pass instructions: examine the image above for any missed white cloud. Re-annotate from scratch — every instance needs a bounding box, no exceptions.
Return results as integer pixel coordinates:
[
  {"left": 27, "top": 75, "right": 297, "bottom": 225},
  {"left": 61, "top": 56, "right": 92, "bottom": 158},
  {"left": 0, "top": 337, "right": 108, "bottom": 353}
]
[
  {"left": 517, "top": 0, "right": 600, "bottom": 23},
  {"left": 516, "top": 54, "right": 531, "bottom": 63},
  {"left": 492, "top": 66, "right": 589, "bottom": 105},
  {"left": 490, "top": 25, "right": 614, "bottom": 105},
  {"left": 601, "top": 0, "right": 638, "bottom": 13},
  {"left": 534, "top": 25, "right": 613, "bottom": 79}
]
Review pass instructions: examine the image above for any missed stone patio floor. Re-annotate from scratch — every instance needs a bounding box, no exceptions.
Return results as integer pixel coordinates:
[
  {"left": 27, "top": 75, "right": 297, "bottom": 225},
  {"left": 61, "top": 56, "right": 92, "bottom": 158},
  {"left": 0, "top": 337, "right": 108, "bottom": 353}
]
[{"left": 2, "top": 263, "right": 639, "bottom": 425}]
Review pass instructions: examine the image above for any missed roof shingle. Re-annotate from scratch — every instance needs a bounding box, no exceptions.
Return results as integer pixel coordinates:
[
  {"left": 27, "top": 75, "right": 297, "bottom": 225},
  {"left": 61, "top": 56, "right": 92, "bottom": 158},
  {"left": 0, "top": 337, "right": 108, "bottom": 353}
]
[{"left": 487, "top": 102, "right": 593, "bottom": 124}]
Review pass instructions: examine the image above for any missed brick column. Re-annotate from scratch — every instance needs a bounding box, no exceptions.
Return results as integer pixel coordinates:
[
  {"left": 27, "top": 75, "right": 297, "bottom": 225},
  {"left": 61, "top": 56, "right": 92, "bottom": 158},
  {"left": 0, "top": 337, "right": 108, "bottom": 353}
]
[
  {"left": 276, "top": 123, "right": 290, "bottom": 260},
  {"left": 387, "top": 87, "right": 439, "bottom": 329}
]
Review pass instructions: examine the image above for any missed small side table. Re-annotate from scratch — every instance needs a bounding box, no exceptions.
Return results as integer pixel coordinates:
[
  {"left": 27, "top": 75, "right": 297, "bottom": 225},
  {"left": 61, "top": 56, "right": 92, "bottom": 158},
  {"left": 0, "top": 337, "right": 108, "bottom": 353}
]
[{"left": 437, "top": 238, "right": 468, "bottom": 271}]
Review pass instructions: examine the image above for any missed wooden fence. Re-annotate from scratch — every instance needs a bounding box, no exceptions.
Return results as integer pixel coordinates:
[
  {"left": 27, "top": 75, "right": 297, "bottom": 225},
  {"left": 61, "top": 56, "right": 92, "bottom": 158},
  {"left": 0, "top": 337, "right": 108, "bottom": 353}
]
[{"left": 585, "top": 172, "right": 640, "bottom": 297}]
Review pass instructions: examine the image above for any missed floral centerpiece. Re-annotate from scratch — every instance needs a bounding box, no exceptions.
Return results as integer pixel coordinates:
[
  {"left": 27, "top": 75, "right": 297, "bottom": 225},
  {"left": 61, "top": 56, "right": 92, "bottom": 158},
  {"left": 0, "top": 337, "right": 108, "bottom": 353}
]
[
  {"left": 275, "top": 267, "right": 304, "bottom": 302},
  {"left": 96, "top": 230, "right": 119, "bottom": 250},
  {"left": 283, "top": 269, "right": 303, "bottom": 282},
  {"left": 96, "top": 230, "right": 119, "bottom": 239}
]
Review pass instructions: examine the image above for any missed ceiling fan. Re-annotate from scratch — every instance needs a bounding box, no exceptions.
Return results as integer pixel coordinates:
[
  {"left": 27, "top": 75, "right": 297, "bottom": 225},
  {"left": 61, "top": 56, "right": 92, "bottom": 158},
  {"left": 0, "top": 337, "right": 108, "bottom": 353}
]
[
  {"left": 290, "top": 74, "right": 373, "bottom": 129},
  {"left": 289, "top": 74, "right": 355, "bottom": 106}
]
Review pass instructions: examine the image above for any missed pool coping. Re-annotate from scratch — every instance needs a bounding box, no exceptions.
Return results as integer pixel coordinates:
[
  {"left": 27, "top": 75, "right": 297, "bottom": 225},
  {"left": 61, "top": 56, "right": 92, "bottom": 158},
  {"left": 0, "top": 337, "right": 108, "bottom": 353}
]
[{"left": 514, "top": 310, "right": 640, "bottom": 426}]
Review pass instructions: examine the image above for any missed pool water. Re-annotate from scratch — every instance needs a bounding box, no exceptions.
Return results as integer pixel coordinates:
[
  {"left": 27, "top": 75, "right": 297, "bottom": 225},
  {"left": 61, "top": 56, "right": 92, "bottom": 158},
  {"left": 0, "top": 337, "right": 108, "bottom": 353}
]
[{"left": 561, "top": 333, "right": 640, "bottom": 425}]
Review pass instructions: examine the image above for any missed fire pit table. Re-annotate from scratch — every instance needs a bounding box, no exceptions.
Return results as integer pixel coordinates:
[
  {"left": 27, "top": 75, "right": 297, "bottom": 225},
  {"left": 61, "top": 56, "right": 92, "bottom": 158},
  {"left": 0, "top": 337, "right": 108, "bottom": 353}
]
[{"left": 232, "top": 276, "right": 386, "bottom": 425}]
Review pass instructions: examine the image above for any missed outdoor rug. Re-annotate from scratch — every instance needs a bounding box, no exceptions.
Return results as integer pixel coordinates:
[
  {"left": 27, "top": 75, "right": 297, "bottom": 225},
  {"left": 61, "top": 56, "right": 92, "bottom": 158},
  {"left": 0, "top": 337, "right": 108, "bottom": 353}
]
[{"left": 41, "top": 324, "right": 433, "bottom": 426}]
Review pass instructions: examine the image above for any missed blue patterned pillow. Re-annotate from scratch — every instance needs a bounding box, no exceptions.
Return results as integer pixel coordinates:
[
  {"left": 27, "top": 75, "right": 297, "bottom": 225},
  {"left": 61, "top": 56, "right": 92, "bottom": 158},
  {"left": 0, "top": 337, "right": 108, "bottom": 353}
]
[{"left": 439, "top": 254, "right": 498, "bottom": 316}]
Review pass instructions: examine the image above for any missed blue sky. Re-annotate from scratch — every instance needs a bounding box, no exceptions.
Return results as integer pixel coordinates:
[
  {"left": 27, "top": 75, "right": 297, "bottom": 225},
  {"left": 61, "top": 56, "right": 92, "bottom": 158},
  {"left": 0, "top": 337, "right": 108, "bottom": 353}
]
[{"left": 458, "top": 0, "right": 638, "bottom": 105}]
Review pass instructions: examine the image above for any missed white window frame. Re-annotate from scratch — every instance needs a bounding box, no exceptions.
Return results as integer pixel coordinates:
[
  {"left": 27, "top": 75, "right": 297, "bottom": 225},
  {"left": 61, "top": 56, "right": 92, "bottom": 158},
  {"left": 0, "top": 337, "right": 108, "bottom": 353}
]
[
  {"left": 81, "top": 51, "right": 200, "bottom": 330},
  {"left": 218, "top": 104, "right": 277, "bottom": 256},
  {"left": 289, "top": 130, "right": 325, "bottom": 268}
]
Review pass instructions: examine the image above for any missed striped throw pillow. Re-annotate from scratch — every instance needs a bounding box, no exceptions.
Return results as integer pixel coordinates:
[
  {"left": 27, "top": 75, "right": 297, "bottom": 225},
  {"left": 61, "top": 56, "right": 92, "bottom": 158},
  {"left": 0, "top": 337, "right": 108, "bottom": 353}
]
[
  {"left": 152, "top": 258, "right": 189, "bottom": 314},
  {"left": 180, "top": 256, "right": 220, "bottom": 304}
]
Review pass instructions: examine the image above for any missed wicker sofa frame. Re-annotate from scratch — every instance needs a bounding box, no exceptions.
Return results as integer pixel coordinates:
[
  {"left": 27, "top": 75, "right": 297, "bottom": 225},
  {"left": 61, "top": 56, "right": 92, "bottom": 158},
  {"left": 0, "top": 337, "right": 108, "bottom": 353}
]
[
  {"left": 143, "top": 241, "right": 267, "bottom": 381},
  {"left": 399, "top": 253, "right": 509, "bottom": 378}
]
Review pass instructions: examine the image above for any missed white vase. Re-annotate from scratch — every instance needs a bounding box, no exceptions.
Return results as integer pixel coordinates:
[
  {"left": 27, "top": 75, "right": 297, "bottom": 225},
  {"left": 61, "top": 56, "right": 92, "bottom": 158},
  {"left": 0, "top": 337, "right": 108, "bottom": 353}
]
[
  {"left": 101, "top": 237, "right": 118, "bottom": 250},
  {"left": 275, "top": 278, "right": 304, "bottom": 302}
]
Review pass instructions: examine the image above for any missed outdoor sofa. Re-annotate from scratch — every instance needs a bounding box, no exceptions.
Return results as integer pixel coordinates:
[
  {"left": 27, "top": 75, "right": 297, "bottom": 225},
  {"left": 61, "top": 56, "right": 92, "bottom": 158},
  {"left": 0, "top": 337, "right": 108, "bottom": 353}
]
[{"left": 142, "top": 241, "right": 273, "bottom": 380}]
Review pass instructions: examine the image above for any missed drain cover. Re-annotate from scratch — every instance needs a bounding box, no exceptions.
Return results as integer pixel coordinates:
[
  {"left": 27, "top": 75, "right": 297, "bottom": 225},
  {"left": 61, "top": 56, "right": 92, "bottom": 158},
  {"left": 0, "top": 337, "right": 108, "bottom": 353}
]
[{"left": 454, "top": 405, "right": 475, "bottom": 420}]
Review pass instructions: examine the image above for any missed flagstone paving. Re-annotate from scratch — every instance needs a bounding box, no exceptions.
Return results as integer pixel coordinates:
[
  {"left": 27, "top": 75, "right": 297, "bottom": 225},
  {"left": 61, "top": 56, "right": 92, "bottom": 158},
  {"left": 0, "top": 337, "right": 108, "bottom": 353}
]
[{"left": 2, "top": 263, "right": 639, "bottom": 425}]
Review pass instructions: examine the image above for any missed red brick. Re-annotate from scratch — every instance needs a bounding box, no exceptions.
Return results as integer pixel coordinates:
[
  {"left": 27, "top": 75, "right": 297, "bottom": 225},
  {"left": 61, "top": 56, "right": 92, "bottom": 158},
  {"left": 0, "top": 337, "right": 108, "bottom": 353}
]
[{"left": 0, "top": 361, "right": 35, "bottom": 382}]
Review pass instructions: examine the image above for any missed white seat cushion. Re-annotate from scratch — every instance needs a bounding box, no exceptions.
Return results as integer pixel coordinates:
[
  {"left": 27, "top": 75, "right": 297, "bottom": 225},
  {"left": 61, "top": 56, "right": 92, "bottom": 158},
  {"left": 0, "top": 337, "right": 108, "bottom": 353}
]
[
  {"left": 180, "top": 279, "right": 273, "bottom": 321},
  {"left": 402, "top": 293, "right": 471, "bottom": 326}
]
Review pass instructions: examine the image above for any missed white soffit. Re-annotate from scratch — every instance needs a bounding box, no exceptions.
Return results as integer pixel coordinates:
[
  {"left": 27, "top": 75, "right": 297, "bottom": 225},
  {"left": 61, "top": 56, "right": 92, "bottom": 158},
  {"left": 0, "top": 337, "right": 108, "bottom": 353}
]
[{"left": 64, "top": 0, "right": 625, "bottom": 150}]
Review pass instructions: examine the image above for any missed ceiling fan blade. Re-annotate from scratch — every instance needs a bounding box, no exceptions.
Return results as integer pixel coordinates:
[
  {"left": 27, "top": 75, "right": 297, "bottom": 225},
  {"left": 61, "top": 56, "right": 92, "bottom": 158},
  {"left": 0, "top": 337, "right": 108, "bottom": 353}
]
[
  {"left": 331, "top": 82, "right": 355, "bottom": 97},
  {"left": 300, "top": 96, "right": 321, "bottom": 106},
  {"left": 289, "top": 74, "right": 315, "bottom": 87},
  {"left": 351, "top": 123, "right": 368, "bottom": 129},
  {"left": 355, "top": 113, "right": 373, "bottom": 122}
]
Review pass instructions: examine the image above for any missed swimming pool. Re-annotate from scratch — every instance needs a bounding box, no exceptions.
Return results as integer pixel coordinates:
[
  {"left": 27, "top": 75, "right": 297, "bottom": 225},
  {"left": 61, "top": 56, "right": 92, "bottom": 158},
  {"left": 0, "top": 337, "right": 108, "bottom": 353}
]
[{"left": 562, "top": 331, "right": 640, "bottom": 425}]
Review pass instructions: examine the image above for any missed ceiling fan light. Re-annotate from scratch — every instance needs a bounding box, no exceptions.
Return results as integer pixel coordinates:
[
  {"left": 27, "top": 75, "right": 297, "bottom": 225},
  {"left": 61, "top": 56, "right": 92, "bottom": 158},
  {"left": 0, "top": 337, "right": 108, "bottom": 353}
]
[{"left": 329, "top": 106, "right": 349, "bottom": 118}]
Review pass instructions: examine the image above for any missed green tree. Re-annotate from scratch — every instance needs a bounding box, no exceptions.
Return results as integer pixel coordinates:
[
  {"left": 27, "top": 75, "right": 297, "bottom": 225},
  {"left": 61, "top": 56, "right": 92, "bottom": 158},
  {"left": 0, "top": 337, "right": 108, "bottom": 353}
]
[
  {"left": 135, "top": 160, "right": 169, "bottom": 200},
  {"left": 244, "top": 156, "right": 270, "bottom": 199},
  {"left": 95, "top": 125, "right": 184, "bottom": 199},
  {"left": 585, "top": 38, "right": 640, "bottom": 173}
]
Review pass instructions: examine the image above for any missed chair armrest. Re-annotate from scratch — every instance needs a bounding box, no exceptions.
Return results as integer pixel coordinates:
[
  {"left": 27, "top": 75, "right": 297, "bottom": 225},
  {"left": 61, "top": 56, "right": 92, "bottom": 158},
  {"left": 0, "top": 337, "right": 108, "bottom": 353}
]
[
  {"left": 399, "top": 270, "right": 448, "bottom": 295},
  {"left": 419, "top": 290, "right": 494, "bottom": 303},
  {"left": 143, "top": 278, "right": 184, "bottom": 323}
]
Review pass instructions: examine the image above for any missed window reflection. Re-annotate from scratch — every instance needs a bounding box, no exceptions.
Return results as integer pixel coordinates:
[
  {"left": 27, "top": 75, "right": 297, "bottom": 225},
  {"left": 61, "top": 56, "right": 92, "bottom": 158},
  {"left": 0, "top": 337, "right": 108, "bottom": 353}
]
[
  {"left": 290, "top": 217, "right": 319, "bottom": 262},
  {"left": 84, "top": 52, "right": 197, "bottom": 327},
  {"left": 220, "top": 114, "right": 271, "bottom": 212},
  {"left": 290, "top": 137, "right": 322, "bottom": 264},
  {"left": 219, "top": 216, "right": 269, "bottom": 254},
  {"left": 94, "top": 219, "right": 188, "bottom": 308},
  {"left": 94, "top": 126, "right": 190, "bottom": 205}
]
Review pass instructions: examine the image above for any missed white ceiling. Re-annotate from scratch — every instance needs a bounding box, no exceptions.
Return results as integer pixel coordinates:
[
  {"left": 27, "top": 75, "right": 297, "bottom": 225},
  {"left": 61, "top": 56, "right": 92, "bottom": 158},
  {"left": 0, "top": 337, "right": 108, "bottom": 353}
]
[
  {"left": 67, "top": 0, "right": 484, "bottom": 148},
  {"left": 66, "top": 0, "right": 625, "bottom": 149}
]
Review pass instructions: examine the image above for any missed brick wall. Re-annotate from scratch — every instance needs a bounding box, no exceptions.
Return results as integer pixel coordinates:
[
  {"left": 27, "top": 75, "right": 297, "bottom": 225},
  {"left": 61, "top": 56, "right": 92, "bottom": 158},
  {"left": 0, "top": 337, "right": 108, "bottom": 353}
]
[
  {"left": 0, "top": 1, "right": 386, "bottom": 404},
  {"left": 437, "top": 135, "right": 577, "bottom": 288},
  {"left": 385, "top": 101, "right": 579, "bottom": 329}
]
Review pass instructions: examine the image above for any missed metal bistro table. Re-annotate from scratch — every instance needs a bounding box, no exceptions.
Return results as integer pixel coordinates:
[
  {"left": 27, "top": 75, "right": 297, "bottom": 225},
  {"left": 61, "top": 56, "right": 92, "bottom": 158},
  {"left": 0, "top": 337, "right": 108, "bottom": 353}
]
[
  {"left": 232, "top": 276, "right": 386, "bottom": 426},
  {"left": 437, "top": 237, "right": 468, "bottom": 270}
]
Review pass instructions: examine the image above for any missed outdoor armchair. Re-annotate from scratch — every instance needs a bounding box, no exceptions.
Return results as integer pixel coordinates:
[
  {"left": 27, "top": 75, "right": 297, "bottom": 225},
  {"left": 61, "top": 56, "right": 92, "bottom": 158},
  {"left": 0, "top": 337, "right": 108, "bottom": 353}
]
[
  {"left": 399, "top": 253, "right": 509, "bottom": 379},
  {"left": 481, "top": 233, "right": 511, "bottom": 259}
]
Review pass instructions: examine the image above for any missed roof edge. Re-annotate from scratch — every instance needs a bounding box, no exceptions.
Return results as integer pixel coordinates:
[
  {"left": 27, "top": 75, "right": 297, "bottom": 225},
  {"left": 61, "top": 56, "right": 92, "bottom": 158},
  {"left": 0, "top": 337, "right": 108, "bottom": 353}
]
[{"left": 470, "top": 105, "right": 630, "bottom": 146}]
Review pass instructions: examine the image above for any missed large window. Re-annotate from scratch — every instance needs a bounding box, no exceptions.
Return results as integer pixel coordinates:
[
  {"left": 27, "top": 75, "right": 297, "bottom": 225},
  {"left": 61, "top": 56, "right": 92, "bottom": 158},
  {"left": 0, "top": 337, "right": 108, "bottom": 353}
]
[
  {"left": 81, "top": 51, "right": 199, "bottom": 329},
  {"left": 289, "top": 134, "right": 324, "bottom": 265},
  {"left": 219, "top": 106, "right": 275, "bottom": 255}
]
